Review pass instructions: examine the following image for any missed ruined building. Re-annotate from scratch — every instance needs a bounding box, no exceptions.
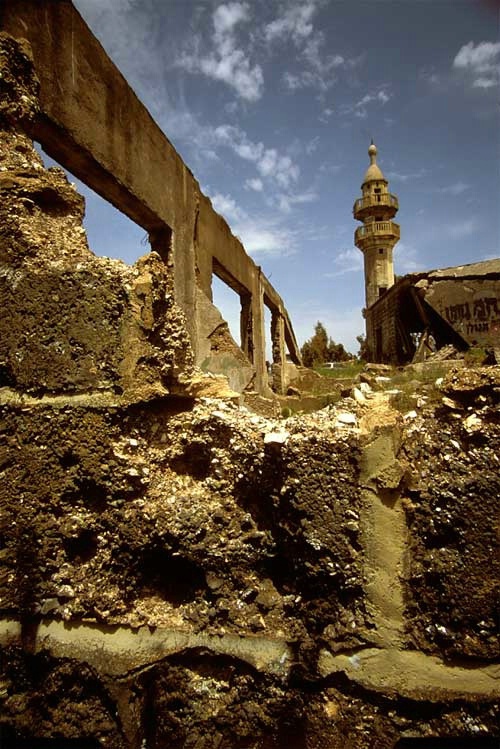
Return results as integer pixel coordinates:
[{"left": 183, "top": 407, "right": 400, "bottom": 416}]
[
  {"left": 355, "top": 145, "right": 500, "bottom": 364},
  {"left": 0, "top": 3, "right": 499, "bottom": 747},
  {"left": 0, "top": 0, "right": 301, "bottom": 401}
]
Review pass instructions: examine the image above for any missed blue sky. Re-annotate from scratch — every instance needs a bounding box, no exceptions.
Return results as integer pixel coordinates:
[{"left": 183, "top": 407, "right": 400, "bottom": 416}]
[{"left": 68, "top": 0, "right": 500, "bottom": 354}]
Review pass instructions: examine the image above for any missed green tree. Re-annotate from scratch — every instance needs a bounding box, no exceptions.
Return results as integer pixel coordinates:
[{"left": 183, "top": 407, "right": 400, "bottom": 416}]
[
  {"left": 301, "top": 322, "right": 351, "bottom": 367},
  {"left": 356, "top": 334, "right": 369, "bottom": 362}
]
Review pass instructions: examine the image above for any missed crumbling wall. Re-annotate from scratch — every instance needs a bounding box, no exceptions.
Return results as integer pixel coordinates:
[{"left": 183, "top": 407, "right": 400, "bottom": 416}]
[
  {"left": 0, "top": 31, "right": 499, "bottom": 749},
  {"left": 365, "top": 263, "right": 500, "bottom": 365},
  {"left": 418, "top": 263, "right": 500, "bottom": 350},
  {"left": 0, "top": 0, "right": 301, "bottom": 397}
]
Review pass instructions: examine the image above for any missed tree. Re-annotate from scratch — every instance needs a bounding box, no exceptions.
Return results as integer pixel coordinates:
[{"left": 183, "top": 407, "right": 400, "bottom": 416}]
[
  {"left": 356, "top": 334, "right": 369, "bottom": 362},
  {"left": 300, "top": 321, "right": 351, "bottom": 367}
]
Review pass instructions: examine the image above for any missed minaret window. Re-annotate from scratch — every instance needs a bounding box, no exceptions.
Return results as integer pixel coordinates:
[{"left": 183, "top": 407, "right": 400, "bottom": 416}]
[{"left": 379, "top": 248, "right": 384, "bottom": 254}]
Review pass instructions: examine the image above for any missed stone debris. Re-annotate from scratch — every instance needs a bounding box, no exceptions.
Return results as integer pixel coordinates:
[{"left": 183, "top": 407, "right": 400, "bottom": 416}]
[{"left": 263, "top": 430, "right": 290, "bottom": 445}]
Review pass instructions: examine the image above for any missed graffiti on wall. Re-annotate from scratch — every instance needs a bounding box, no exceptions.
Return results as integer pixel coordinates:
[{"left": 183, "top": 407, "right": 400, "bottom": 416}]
[{"left": 444, "top": 297, "right": 500, "bottom": 338}]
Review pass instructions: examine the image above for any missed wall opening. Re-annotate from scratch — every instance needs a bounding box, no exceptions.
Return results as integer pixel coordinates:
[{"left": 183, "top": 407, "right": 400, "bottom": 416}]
[
  {"left": 211, "top": 266, "right": 245, "bottom": 352},
  {"left": 264, "top": 303, "right": 273, "bottom": 365},
  {"left": 35, "top": 144, "right": 167, "bottom": 265}
]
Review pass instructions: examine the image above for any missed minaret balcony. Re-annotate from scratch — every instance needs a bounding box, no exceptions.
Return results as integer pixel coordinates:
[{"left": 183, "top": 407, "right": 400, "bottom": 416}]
[
  {"left": 353, "top": 193, "right": 399, "bottom": 220},
  {"left": 355, "top": 220, "right": 400, "bottom": 247}
]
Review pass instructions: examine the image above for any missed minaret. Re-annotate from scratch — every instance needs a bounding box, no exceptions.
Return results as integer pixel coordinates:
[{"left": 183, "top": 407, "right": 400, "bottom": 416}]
[{"left": 353, "top": 142, "right": 400, "bottom": 308}]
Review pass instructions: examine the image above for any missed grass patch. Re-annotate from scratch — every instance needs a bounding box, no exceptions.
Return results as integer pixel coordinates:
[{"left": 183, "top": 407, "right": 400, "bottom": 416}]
[{"left": 315, "top": 361, "right": 364, "bottom": 379}]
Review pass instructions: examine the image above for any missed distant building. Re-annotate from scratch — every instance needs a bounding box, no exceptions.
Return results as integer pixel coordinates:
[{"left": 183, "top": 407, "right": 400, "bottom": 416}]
[{"left": 354, "top": 143, "right": 500, "bottom": 363}]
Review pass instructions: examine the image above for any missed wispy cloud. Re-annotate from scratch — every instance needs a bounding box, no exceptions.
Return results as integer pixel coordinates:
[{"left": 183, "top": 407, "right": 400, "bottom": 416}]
[
  {"left": 394, "top": 242, "right": 422, "bottom": 274},
  {"left": 346, "top": 86, "right": 392, "bottom": 118},
  {"left": 326, "top": 247, "right": 363, "bottom": 277},
  {"left": 237, "top": 225, "right": 296, "bottom": 256},
  {"left": 386, "top": 168, "right": 427, "bottom": 183},
  {"left": 210, "top": 192, "right": 246, "bottom": 223},
  {"left": 435, "top": 181, "right": 470, "bottom": 196},
  {"left": 305, "top": 135, "right": 320, "bottom": 155},
  {"left": 245, "top": 177, "right": 264, "bottom": 192},
  {"left": 177, "top": 2, "right": 263, "bottom": 101},
  {"left": 319, "top": 107, "right": 334, "bottom": 122},
  {"left": 265, "top": 0, "right": 356, "bottom": 92},
  {"left": 453, "top": 40, "right": 500, "bottom": 90},
  {"left": 276, "top": 189, "right": 318, "bottom": 214},
  {"left": 264, "top": 1, "right": 318, "bottom": 44},
  {"left": 214, "top": 124, "right": 300, "bottom": 188},
  {"left": 209, "top": 192, "right": 296, "bottom": 257},
  {"left": 444, "top": 217, "right": 479, "bottom": 238},
  {"left": 319, "top": 162, "right": 342, "bottom": 175}
]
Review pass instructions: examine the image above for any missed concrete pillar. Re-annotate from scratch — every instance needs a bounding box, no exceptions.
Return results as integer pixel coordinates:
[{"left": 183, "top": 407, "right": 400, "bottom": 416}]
[
  {"left": 240, "top": 293, "right": 254, "bottom": 363},
  {"left": 250, "top": 274, "right": 270, "bottom": 396},
  {"left": 271, "top": 309, "right": 286, "bottom": 394}
]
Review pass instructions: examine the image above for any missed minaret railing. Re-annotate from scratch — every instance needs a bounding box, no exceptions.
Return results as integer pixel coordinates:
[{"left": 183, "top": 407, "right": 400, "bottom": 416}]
[
  {"left": 353, "top": 194, "right": 399, "bottom": 213},
  {"left": 355, "top": 221, "right": 400, "bottom": 243}
]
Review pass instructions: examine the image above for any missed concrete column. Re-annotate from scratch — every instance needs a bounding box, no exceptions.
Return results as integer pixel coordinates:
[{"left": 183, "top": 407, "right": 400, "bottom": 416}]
[
  {"left": 240, "top": 293, "right": 254, "bottom": 363},
  {"left": 271, "top": 310, "right": 286, "bottom": 394}
]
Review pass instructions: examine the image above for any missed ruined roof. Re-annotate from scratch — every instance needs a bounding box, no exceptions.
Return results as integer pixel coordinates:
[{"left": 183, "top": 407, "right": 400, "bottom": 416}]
[{"left": 426, "top": 258, "right": 500, "bottom": 279}]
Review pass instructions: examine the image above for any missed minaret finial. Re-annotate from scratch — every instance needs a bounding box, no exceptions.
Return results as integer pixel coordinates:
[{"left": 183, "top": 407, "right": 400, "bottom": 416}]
[{"left": 368, "top": 140, "right": 377, "bottom": 165}]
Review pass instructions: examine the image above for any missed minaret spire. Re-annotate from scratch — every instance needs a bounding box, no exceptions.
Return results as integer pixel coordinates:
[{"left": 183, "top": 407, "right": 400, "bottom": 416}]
[{"left": 353, "top": 141, "right": 401, "bottom": 309}]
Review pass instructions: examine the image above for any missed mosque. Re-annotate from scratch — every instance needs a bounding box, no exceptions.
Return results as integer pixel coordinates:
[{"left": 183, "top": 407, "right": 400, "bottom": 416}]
[{"left": 353, "top": 142, "right": 500, "bottom": 363}]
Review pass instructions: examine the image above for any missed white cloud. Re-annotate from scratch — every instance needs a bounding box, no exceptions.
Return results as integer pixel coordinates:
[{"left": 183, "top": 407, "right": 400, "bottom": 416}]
[
  {"left": 264, "top": 2, "right": 318, "bottom": 44},
  {"left": 277, "top": 190, "right": 318, "bottom": 214},
  {"left": 386, "top": 168, "right": 427, "bottom": 183},
  {"left": 319, "top": 107, "right": 334, "bottom": 123},
  {"left": 453, "top": 40, "right": 500, "bottom": 90},
  {"left": 319, "top": 162, "right": 342, "bottom": 175},
  {"left": 213, "top": 1, "right": 249, "bottom": 35},
  {"left": 435, "top": 181, "right": 470, "bottom": 196},
  {"left": 245, "top": 177, "right": 264, "bottom": 192},
  {"left": 177, "top": 2, "right": 263, "bottom": 101},
  {"left": 236, "top": 225, "right": 295, "bottom": 256},
  {"left": 214, "top": 125, "right": 300, "bottom": 188},
  {"left": 394, "top": 242, "right": 422, "bottom": 274},
  {"left": 326, "top": 247, "right": 363, "bottom": 277},
  {"left": 207, "top": 190, "right": 296, "bottom": 257},
  {"left": 473, "top": 77, "right": 497, "bottom": 89},
  {"left": 349, "top": 87, "right": 392, "bottom": 118},
  {"left": 445, "top": 217, "right": 478, "bottom": 238},
  {"left": 210, "top": 192, "right": 246, "bottom": 223},
  {"left": 266, "top": 1, "right": 353, "bottom": 92},
  {"left": 283, "top": 36, "right": 346, "bottom": 92},
  {"left": 305, "top": 136, "right": 320, "bottom": 155}
]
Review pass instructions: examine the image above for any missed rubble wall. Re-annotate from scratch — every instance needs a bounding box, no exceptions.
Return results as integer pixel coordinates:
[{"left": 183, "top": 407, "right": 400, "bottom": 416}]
[{"left": 0, "top": 30, "right": 499, "bottom": 749}]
